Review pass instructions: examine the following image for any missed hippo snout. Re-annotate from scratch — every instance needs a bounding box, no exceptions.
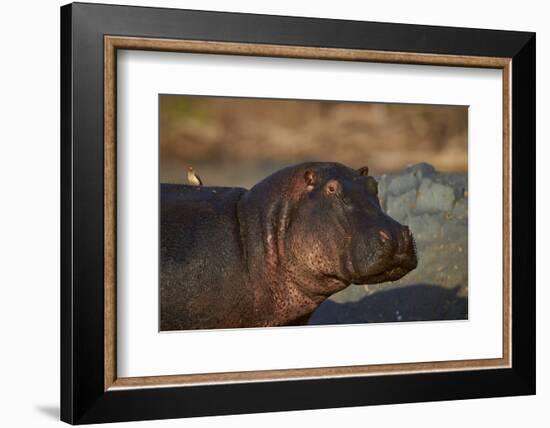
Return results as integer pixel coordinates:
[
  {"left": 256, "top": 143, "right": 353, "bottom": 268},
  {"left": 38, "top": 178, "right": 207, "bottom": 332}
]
[
  {"left": 379, "top": 226, "right": 416, "bottom": 262},
  {"left": 365, "top": 224, "right": 417, "bottom": 284}
]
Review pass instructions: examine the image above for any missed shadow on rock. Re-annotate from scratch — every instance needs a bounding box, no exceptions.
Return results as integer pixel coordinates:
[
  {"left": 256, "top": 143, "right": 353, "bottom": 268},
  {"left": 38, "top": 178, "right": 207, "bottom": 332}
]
[{"left": 308, "top": 284, "right": 467, "bottom": 325}]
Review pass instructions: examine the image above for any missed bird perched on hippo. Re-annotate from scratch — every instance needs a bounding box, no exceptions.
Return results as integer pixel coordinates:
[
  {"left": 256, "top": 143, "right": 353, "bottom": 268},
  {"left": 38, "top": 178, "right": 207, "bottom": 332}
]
[
  {"left": 186, "top": 166, "right": 202, "bottom": 186},
  {"left": 160, "top": 162, "right": 417, "bottom": 331}
]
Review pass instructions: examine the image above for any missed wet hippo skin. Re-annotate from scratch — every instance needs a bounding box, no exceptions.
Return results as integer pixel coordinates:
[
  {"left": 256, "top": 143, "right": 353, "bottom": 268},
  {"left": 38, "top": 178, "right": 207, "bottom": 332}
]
[{"left": 160, "top": 162, "right": 417, "bottom": 331}]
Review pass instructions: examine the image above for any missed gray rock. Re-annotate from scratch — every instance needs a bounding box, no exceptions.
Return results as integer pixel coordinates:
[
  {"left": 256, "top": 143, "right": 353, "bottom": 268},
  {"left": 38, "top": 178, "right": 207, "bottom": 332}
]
[
  {"left": 405, "top": 213, "right": 444, "bottom": 242},
  {"left": 415, "top": 178, "right": 456, "bottom": 214},
  {"left": 386, "top": 172, "right": 418, "bottom": 196},
  {"left": 443, "top": 221, "right": 468, "bottom": 242},
  {"left": 405, "top": 162, "right": 436, "bottom": 180},
  {"left": 452, "top": 197, "right": 468, "bottom": 219},
  {"left": 385, "top": 189, "right": 417, "bottom": 222}
]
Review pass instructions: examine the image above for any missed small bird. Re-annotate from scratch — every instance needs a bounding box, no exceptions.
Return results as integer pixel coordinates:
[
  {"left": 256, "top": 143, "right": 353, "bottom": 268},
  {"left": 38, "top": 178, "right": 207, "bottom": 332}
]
[{"left": 187, "top": 166, "right": 203, "bottom": 186}]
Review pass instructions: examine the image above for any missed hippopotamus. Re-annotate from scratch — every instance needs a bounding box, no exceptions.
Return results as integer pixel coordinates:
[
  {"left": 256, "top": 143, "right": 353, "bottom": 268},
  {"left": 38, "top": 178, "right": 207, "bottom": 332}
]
[{"left": 160, "top": 162, "right": 417, "bottom": 331}]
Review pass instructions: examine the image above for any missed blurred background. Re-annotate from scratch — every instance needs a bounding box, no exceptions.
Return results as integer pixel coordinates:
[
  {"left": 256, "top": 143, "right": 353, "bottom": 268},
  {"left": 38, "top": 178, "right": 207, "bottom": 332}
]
[
  {"left": 160, "top": 95, "right": 469, "bottom": 324},
  {"left": 160, "top": 95, "right": 467, "bottom": 188}
]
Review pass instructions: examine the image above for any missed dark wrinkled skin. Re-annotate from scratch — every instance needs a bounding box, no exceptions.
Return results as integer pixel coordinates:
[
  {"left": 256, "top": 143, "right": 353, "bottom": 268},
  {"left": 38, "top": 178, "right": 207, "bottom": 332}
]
[{"left": 160, "top": 162, "right": 417, "bottom": 331}]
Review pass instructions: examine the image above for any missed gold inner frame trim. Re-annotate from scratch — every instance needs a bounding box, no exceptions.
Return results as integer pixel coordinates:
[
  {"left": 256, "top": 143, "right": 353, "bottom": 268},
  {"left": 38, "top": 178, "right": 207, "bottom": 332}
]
[{"left": 104, "top": 35, "right": 512, "bottom": 391}]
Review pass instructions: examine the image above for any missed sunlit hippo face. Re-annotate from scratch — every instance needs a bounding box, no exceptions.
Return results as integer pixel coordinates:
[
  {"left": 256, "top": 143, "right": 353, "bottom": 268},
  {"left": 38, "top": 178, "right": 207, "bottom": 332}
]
[{"left": 287, "top": 163, "right": 417, "bottom": 287}]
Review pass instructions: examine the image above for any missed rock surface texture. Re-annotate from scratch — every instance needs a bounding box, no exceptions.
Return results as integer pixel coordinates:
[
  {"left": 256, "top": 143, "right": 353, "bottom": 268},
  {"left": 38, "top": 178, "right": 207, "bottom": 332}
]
[{"left": 309, "top": 163, "right": 468, "bottom": 325}]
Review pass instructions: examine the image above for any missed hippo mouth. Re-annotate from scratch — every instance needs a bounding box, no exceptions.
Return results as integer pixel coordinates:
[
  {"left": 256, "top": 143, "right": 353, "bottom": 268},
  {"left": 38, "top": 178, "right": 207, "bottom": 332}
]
[
  {"left": 364, "top": 260, "right": 417, "bottom": 284},
  {"left": 351, "top": 228, "right": 418, "bottom": 285}
]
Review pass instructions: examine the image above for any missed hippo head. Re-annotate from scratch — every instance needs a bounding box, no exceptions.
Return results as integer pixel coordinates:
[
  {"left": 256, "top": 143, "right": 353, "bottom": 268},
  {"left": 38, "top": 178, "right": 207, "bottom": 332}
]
[
  {"left": 290, "top": 163, "right": 417, "bottom": 287},
  {"left": 240, "top": 162, "right": 417, "bottom": 298}
]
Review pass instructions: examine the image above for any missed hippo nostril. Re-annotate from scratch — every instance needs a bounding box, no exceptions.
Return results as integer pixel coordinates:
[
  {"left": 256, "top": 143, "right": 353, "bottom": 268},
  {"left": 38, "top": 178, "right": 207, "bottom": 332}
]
[{"left": 379, "top": 230, "right": 391, "bottom": 242}]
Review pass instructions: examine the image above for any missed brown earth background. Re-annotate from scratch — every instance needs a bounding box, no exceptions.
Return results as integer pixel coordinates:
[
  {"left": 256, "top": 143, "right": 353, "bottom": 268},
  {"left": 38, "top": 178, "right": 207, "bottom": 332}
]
[{"left": 160, "top": 95, "right": 467, "bottom": 187}]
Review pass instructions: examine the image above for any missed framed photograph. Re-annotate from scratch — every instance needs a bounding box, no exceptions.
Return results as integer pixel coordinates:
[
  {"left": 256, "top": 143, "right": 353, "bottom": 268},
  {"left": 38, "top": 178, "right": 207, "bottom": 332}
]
[{"left": 61, "top": 2, "right": 535, "bottom": 424}]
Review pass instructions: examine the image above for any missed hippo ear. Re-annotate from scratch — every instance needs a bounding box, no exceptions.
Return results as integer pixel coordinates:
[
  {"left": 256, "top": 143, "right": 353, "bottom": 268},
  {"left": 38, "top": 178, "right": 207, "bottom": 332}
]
[
  {"left": 304, "top": 169, "right": 318, "bottom": 187},
  {"left": 358, "top": 166, "right": 369, "bottom": 176}
]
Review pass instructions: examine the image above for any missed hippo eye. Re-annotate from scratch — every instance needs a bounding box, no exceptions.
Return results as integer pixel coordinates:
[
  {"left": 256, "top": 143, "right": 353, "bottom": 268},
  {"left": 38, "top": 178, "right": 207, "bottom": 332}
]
[{"left": 325, "top": 179, "right": 339, "bottom": 195}]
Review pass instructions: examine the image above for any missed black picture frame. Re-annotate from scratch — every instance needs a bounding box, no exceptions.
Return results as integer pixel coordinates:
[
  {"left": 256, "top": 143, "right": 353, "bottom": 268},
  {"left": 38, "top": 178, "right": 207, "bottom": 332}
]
[{"left": 61, "top": 2, "right": 535, "bottom": 424}]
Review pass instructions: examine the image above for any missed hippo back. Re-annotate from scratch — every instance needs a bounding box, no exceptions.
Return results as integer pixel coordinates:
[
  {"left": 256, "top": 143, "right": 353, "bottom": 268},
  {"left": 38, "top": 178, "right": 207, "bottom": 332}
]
[{"left": 160, "top": 184, "right": 250, "bottom": 330}]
